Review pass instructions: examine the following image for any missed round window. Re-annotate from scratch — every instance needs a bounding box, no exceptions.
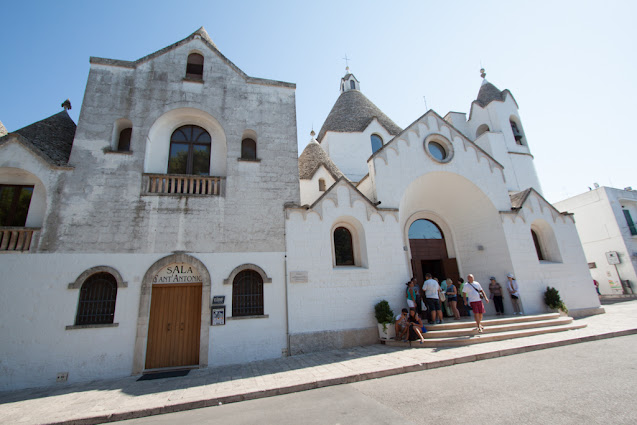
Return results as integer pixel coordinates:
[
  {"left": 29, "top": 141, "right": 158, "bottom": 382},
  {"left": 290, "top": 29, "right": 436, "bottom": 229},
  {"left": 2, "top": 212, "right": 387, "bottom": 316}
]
[{"left": 428, "top": 142, "right": 446, "bottom": 161}]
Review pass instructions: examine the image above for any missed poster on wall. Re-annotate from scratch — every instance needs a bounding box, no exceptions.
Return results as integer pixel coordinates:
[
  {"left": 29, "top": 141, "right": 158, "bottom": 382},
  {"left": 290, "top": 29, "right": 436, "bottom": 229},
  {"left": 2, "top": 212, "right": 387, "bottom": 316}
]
[{"left": 211, "top": 306, "right": 225, "bottom": 326}]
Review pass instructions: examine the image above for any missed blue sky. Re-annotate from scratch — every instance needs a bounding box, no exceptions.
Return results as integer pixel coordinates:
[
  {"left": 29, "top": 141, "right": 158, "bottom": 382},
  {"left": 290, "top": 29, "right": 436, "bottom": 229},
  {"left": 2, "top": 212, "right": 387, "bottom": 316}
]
[{"left": 1, "top": 1, "right": 635, "bottom": 202}]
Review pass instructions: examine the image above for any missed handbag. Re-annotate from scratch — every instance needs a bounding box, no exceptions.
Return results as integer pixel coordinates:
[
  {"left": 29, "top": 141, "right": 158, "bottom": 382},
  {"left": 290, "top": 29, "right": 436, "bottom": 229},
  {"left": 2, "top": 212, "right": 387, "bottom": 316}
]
[
  {"left": 438, "top": 289, "right": 446, "bottom": 302},
  {"left": 469, "top": 283, "right": 485, "bottom": 299}
]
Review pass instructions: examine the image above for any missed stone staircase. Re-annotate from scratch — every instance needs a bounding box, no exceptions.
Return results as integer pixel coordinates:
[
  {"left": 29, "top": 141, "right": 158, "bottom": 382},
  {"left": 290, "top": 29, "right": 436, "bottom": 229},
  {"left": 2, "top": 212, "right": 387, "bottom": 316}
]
[{"left": 383, "top": 313, "right": 586, "bottom": 348}]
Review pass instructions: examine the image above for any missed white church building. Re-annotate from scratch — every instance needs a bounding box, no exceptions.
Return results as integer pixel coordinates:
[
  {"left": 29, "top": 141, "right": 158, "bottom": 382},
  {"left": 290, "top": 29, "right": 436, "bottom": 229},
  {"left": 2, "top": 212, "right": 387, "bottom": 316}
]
[{"left": 0, "top": 28, "right": 602, "bottom": 391}]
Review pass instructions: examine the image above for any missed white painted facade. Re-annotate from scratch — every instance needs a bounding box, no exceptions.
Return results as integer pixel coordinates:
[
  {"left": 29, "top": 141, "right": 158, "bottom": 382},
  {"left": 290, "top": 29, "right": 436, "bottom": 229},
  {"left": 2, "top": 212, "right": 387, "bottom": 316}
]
[
  {"left": 0, "top": 30, "right": 603, "bottom": 391},
  {"left": 555, "top": 187, "right": 637, "bottom": 295}
]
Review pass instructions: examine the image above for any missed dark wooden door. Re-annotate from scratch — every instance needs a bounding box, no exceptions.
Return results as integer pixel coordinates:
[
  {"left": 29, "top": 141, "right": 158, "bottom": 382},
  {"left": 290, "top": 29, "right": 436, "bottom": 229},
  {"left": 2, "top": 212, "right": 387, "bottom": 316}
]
[{"left": 145, "top": 283, "right": 202, "bottom": 370}]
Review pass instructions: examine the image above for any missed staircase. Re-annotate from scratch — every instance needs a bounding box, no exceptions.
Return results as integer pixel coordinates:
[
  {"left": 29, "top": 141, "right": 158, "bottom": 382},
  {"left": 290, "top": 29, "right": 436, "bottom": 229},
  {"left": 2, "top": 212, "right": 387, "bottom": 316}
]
[{"left": 383, "top": 313, "right": 586, "bottom": 348}]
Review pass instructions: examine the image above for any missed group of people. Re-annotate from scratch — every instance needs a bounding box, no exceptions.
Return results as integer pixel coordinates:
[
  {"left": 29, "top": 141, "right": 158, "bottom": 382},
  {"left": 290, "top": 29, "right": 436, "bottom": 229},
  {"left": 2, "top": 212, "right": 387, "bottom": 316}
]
[{"left": 396, "top": 273, "right": 523, "bottom": 340}]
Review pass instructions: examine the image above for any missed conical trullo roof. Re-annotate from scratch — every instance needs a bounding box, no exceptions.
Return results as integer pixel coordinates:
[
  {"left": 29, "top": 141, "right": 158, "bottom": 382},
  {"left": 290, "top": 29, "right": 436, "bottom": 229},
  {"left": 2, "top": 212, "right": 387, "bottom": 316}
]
[
  {"left": 0, "top": 120, "right": 7, "bottom": 137},
  {"left": 11, "top": 110, "right": 76, "bottom": 165},
  {"left": 298, "top": 138, "right": 344, "bottom": 180},
  {"left": 475, "top": 81, "right": 505, "bottom": 107},
  {"left": 317, "top": 90, "right": 402, "bottom": 142}
]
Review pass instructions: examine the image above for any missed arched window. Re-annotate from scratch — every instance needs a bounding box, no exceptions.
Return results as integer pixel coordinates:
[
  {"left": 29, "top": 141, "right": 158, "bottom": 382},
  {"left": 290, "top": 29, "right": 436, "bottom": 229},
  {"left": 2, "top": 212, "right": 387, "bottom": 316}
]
[
  {"left": 510, "top": 120, "right": 523, "bottom": 145},
  {"left": 232, "top": 270, "right": 264, "bottom": 317},
  {"left": 350, "top": 80, "right": 355, "bottom": 89},
  {"left": 117, "top": 127, "right": 132, "bottom": 151},
  {"left": 186, "top": 53, "right": 204, "bottom": 79},
  {"left": 168, "top": 125, "right": 211, "bottom": 175},
  {"left": 334, "top": 226, "right": 354, "bottom": 266},
  {"left": 370, "top": 134, "right": 383, "bottom": 154},
  {"left": 318, "top": 178, "right": 326, "bottom": 192},
  {"left": 75, "top": 272, "right": 118, "bottom": 325},
  {"left": 241, "top": 138, "right": 257, "bottom": 160},
  {"left": 476, "top": 124, "right": 490, "bottom": 138},
  {"left": 531, "top": 229, "right": 545, "bottom": 261},
  {"left": 408, "top": 219, "right": 443, "bottom": 239}
]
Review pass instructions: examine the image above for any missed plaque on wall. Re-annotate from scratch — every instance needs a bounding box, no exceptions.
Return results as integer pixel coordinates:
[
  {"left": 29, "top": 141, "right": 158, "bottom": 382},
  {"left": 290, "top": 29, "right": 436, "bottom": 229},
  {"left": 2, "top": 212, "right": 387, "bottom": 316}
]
[
  {"left": 289, "top": 271, "right": 308, "bottom": 284},
  {"left": 212, "top": 295, "right": 225, "bottom": 305},
  {"left": 211, "top": 306, "right": 225, "bottom": 326}
]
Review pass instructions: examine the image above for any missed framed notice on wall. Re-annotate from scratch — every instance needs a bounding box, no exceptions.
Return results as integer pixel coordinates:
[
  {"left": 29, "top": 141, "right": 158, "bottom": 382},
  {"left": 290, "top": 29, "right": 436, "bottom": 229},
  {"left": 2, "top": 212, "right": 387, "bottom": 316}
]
[{"left": 211, "top": 306, "right": 225, "bottom": 326}]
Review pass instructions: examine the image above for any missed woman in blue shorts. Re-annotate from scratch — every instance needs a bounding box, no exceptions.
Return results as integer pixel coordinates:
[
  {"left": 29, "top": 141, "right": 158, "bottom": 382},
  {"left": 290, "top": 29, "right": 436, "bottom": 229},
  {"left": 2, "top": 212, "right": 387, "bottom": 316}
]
[{"left": 445, "top": 278, "right": 460, "bottom": 320}]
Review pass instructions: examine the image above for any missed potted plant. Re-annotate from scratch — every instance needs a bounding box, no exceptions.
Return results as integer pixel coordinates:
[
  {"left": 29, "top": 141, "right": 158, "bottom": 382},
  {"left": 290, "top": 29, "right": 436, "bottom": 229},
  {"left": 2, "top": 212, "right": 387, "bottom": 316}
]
[
  {"left": 374, "top": 300, "right": 396, "bottom": 340},
  {"left": 544, "top": 286, "right": 568, "bottom": 315}
]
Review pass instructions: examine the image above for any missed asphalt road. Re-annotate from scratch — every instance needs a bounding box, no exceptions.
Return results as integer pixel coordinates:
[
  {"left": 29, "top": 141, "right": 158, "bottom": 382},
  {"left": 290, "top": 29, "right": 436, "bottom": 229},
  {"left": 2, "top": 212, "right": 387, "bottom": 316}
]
[{"left": 118, "top": 335, "right": 637, "bottom": 425}]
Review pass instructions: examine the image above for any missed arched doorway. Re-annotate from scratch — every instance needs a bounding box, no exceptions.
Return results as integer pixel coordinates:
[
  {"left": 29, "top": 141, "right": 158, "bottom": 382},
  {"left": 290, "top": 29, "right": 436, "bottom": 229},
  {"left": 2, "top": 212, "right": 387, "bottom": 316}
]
[
  {"left": 408, "top": 219, "right": 465, "bottom": 316},
  {"left": 145, "top": 262, "right": 203, "bottom": 369},
  {"left": 133, "top": 254, "right": 211, "bottom": 374}
]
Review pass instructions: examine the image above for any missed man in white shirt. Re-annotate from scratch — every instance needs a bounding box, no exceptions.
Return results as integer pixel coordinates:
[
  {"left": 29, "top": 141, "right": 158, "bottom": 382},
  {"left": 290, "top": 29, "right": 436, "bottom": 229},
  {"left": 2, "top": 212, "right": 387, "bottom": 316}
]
[
  {"left": 462, "top": 274, "right": 489, "bottom": 333},
  {"left": 422, "top": 273, "right": 443, "bottom": 324}
]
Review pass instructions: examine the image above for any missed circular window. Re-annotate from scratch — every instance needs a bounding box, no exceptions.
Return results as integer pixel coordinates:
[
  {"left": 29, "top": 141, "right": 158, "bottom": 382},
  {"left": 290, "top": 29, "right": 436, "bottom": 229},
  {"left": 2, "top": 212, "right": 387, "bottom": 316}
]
[
  {"left": 428, "top": 142, "right": 446, "bottom": 161},
  {"left": 423, "top": 135, "right": 454, "bottom": 163}
]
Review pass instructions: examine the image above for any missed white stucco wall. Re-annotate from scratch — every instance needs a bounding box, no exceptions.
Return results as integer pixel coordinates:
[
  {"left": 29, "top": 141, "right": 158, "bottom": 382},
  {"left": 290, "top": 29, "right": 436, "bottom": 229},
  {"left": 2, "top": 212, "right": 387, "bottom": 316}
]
[
  {"left": 502, "top": 193, "right": 600, "bottom": 315},
  {"left": 321, "top": 120, "right": 393, "bottom": 183},
  {"left": 0, "top": 252, "right": 287, "bottom": 391},
  {"left": 555, "top": 187, "right": 637, "bottom": 294},
  {"left": 299, "top": 165, "right": 337, "bottom": 206},
  {"left": 286, "top": 183, "right": 408, "bottom": 336}
]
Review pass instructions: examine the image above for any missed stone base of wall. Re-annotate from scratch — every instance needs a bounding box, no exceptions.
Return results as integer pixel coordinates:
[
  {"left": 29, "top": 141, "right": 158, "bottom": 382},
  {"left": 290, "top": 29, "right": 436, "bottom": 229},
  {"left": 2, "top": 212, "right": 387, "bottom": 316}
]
[
  {"left": 569, "top": 306, "right": 605, "bottom": 318},
  {"left": 289, "top": 327, "right": 378, "bottom": 355}
]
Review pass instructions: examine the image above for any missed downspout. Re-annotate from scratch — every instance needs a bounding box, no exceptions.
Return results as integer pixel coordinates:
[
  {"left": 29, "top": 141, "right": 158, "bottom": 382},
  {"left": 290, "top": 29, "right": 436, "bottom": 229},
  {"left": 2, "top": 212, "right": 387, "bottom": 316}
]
[{"left": 283, "top": 206, "right": 290, "bottom": 356}]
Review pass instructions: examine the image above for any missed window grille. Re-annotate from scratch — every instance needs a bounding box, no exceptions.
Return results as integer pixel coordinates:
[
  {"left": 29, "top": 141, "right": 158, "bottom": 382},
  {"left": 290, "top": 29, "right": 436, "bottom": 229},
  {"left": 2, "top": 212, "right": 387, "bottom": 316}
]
[
  {"left": 232, "top": 270, "right": 264, "bottom": 317},
  {"left": 623, "top": 209, "right": 637, "bottom": 236},
  {"left": 76, "top": 272, "right": 118, "bottom": 325},
  {"left": 334, "top": 226, "right": 354, "bottom": 265}
]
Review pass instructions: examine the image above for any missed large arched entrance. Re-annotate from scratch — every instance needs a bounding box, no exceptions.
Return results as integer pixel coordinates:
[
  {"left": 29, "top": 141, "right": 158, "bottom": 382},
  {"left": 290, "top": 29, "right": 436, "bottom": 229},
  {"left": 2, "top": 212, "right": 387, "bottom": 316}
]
[{"left": 408, "top": 218, "right": 459, "bottom": 285}]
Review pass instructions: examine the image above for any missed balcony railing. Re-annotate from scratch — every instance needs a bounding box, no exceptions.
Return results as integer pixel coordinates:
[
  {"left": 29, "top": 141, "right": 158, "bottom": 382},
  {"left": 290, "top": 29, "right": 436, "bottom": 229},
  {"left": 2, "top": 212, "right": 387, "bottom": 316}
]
[
  {"left": 0, "top": 227, "right": 39, "bottom": 252},
  {"left": 142, "top": 174, "right": 224, "bottom": 196}
]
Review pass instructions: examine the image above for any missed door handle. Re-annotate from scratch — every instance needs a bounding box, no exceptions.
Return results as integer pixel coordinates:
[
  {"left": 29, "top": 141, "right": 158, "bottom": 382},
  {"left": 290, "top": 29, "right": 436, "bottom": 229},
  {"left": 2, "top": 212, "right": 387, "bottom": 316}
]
[
  {"left": 180, "top": 322, "right": 185, "bottom": 330},
  {"left": 167, "top": 323, "right": 171, "bottom": 331}
]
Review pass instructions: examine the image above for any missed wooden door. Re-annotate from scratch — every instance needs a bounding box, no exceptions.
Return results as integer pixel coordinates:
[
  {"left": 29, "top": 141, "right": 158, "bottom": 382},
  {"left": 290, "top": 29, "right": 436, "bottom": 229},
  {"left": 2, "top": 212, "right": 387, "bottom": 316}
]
[{"left": 145, "top": 283, "right": 202, "bottom": 370}]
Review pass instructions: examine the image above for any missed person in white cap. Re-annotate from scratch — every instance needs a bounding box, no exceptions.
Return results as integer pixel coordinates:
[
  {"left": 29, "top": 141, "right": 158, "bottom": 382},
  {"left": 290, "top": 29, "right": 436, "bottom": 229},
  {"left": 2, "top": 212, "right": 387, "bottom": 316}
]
[{"left": 506, "top": 273, "right": 523, "bottom": 315}]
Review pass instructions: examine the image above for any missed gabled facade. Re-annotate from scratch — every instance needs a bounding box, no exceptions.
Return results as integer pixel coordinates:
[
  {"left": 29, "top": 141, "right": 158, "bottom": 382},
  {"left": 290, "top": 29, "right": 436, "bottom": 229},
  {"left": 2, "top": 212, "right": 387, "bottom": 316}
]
[{"left": 1, "top": 28, "right": 299, "bottom": 391}]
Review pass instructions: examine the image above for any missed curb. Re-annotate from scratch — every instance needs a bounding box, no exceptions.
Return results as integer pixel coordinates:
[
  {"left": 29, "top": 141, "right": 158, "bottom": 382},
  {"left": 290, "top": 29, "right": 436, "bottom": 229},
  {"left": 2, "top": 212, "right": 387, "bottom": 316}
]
[{"left": 47, "top": 328, "right": 637, "bottom": 425}]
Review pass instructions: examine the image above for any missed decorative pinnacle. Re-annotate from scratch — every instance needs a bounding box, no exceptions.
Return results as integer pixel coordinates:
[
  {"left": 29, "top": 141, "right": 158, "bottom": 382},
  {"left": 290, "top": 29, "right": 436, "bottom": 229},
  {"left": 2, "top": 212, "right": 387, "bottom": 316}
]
[
  {"left": 480, "top": 68, "right": 486, "bottom": 79},
  {"left": 310, "top": 129, "right": 316, "bottom": 138},
  {"left": 61, "top": 99, "right": 72, "bottom": 110}
]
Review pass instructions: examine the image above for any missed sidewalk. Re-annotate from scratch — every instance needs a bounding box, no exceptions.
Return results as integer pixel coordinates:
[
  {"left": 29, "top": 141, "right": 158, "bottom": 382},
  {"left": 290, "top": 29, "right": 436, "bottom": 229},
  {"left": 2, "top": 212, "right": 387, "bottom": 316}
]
[{"left": 2, "top": 300, "right": 636, "bottom": 425}]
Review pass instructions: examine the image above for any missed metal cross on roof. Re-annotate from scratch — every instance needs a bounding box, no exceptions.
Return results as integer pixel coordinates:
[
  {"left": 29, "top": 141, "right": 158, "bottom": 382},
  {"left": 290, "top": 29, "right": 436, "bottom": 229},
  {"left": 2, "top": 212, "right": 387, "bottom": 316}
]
[{"left": 342, "top": 54, "right": 351, "bottom": 71}]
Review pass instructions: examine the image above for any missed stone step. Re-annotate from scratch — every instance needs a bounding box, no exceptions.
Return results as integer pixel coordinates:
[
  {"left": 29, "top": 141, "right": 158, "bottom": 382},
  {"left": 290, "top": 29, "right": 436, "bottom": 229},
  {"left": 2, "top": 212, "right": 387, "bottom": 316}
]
[
  {"left": 422, "top": 317, "right": 573, "bottom": 338},
  {"left": 385, "top": 322, "right": 587, "bottom": 348},
  {"left": 424, "top": 313, "right": 561, "bottom": 331}
]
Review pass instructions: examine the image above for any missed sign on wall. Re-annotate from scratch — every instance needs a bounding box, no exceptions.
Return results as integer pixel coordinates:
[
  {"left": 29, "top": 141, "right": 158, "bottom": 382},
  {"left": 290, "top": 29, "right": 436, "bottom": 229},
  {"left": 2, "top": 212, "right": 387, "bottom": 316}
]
[
  {"left": 152, "top": 263, "right": 203, "bottom": 284},
  {"left": 606, "top": 251, "right": 620, "bottom": 265},
  {"left": 290, "top": 271, "right": 308, "bottom": 284},
  {"left": 211, "top": 306, "right": 225, "bottom": 326}
]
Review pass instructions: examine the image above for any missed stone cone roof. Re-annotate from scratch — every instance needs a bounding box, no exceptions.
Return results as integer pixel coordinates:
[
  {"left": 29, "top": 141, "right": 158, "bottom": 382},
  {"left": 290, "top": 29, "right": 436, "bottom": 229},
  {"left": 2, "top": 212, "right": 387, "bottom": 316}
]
[
  {"left": 12, "top": 110, "right": 76, "bottom": 165},
  {"left": 0, "top": 120, "right": 7, "bottom": 137},
  {"left": 317, "top": 90, "right": 402, "bottom": 142},
  {"left": 298, "top": 139, "right": 344, "bottom": 180},
  {"left": 475, "top": 81, "right": 505, "bottom": 107}
]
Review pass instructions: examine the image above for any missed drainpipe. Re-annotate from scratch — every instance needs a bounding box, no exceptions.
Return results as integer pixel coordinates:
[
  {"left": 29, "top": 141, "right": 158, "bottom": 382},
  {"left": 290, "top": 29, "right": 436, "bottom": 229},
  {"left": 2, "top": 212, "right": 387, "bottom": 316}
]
[{"left": 283, "top": 206, "right": 291, "bottom": 356}]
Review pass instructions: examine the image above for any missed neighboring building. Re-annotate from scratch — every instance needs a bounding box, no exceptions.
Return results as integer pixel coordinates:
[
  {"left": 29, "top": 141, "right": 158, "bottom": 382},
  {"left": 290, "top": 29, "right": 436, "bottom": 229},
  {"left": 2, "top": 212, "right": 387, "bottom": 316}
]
[
  {"left": 555, "top": 186, "right": 637, "bottom": 295},
  {"left": 0, "top": 29, "right": 602, "bottom": 391}
]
